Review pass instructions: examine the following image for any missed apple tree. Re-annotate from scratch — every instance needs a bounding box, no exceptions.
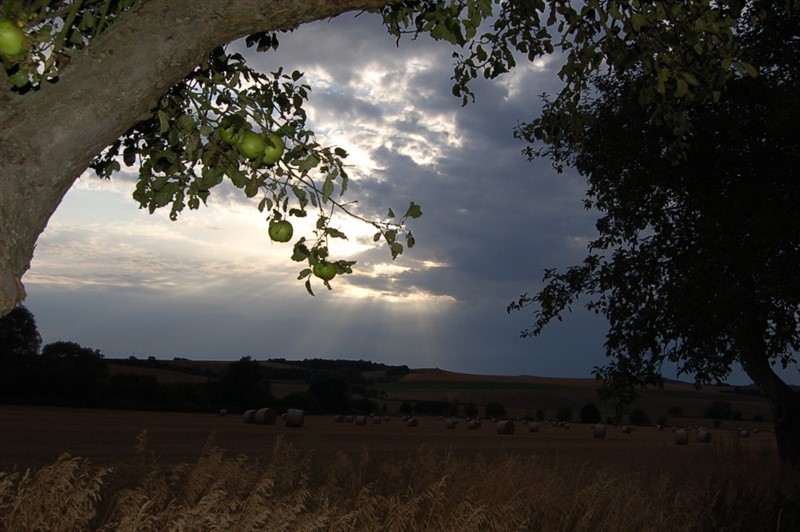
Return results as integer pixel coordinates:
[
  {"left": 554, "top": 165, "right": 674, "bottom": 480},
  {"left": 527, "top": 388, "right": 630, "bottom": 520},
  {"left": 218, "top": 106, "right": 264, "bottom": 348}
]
[{"left": 507, "top": 1, "right": 800, "bottom": 463}]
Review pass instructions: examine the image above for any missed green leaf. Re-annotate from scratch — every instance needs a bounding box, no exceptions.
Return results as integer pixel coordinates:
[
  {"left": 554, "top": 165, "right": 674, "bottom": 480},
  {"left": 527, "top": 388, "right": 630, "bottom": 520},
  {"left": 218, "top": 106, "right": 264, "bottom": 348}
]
[
  {"left": 226, "top": 166, "right": 246, "bottom": 188},
  {"left": 292, "top": 240, "right": 310, "bottom": 262},
  {"left": 297, "top": 154, "right": 320, "bottom": 172},
  {"left": 157, "top": 111, "right": 170, "bottom": 134},
  {"left": 322, "top": 174, "right": 335, "bottom": 203},
  {"left": 631, "top": 13, "right": 646, "bottom": 32},
  {"left": 675, "top": 78, "right": 689, "bottom": 98},
  {"left": 404, "top": 201, "right": 423, "bottom": 219},
  {"left": 326, "top": 228, "right": 348, "bottom": 240},
  {"left": 390, "top": 242, "right": 404, "bottom": 258},
  {"left": 305, "top": 278, "right": 315, "bottom": 296}
]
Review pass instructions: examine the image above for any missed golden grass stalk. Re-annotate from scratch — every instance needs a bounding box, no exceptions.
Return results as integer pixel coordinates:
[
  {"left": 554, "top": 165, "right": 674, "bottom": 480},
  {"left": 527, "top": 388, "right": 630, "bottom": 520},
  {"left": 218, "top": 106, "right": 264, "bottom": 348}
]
[{"left": 0, "top": 453, "right": 111, "bottom": 530}]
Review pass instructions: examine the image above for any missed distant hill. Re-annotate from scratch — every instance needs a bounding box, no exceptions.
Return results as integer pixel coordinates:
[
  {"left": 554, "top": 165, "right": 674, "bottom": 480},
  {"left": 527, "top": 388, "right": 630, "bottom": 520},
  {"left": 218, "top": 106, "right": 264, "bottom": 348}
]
[{"left": 104, "top": 358, "right": 773, "bottom": 424}]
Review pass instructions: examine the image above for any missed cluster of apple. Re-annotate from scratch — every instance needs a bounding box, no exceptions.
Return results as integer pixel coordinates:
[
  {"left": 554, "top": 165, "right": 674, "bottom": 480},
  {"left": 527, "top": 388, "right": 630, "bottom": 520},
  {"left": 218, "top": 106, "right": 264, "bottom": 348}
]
[
  {"left": 218, "top": 125, "right": 285, "bottom": 167},
  {"left": 0, "top": 19, "right": 27, "bottom": 59},
  {"left": 228, "top": 128, "right": 337, "bottom": 282},
  {"left": 268, "top": 218, "right": 338, "bottom": 281}
]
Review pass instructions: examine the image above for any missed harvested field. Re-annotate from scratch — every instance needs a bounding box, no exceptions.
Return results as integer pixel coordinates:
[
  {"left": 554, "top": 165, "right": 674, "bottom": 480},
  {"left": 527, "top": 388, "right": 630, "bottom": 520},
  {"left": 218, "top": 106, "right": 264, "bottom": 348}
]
[
  {"left": 0, "top": 405, "right": 778, "bottom": 472},
  {"left": 0, "top": 406, "right": 797, "bottom": 531}
]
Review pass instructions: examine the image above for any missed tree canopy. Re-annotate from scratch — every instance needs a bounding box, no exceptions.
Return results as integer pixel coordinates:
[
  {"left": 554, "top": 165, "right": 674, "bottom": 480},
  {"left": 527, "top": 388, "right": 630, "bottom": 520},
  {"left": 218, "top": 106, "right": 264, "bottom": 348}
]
[{"left": 508, "top": 1, "right": 800, "bottom": 462}]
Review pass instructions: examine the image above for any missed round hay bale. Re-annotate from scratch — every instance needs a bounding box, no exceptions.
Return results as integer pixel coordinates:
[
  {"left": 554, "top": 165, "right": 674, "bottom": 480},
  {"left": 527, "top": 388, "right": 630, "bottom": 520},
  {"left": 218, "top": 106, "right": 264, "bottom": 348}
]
[
  {"left": 285, "top": 408, "right": 304, "bottom": 428},
  {"left": 529, "top": 422, "right": 539, "bottom": 433},
  {"left": 219, "top": 408, "right": 228, "bottom": 417},
  {"left": 563, "top": 422, "right": 571, "bottom": 430},
  {"left": 243, "top": 409, "right": 256, "bottom": 424},
  {"left": 407, "top": 417, "right": 418, "bottom": 427},
  {"left": 593, "top": 424, "right": 607, "bottom": 439},
  {"left": 255, "top": 408, "right": 277, "bottom": 425},
  {"left": 372, "top": 415, "right": 381, "bottom": 424},
  {"left": 740, "top": 430, "right": 750, "bottom": 438},
  {"left": 383, "top": 416, "right": 390, "bottom": 422},
  {"left": 467, "top": 419, "right": 481, "bottom": 430},
  {"left": 345, "top": 415, "right": 354, "bottom": 423},
  {"left": 334, "top": 414, "right": 345, "bottom": 423},
  {"left": 446, "top": 418, "right": 456, "bottom": 429},
  {"left": 355, "top": 415, "right": 367, "bottom": 425},
  {"left": 496, "top": 420, "right": 515, "bottom": 435},
  {"left": 697, "top": 429, "right": 712, "bottom": 443},
  {"left": 622, "top": 425, "right": 634, "bottom": 434},
  {"left": 675, "top": 429, "right": 689, "bottom": 445}
]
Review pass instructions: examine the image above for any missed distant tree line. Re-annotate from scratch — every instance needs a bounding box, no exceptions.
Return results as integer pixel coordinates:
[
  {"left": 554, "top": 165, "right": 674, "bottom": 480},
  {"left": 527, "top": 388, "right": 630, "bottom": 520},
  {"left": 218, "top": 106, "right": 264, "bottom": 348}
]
[{"left": 0, "top": 306, "right": 404, "bottom": 415}]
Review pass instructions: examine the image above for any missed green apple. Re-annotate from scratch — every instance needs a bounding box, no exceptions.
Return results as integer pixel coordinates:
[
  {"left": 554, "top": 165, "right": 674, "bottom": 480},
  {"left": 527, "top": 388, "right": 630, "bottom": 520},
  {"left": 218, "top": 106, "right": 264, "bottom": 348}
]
[
  {"left": 236, "top": 131, "right": 267, "bottom": 159},
  {"left": 217, "top": 125, "right": 238, "bottom": 144},
  {"left": 0, "top": 20, "right": 26, "bottom": 58},
  {"left": 313, "top": 262, "right": 337, "bottom": 281},
  {"left": 262, "top": 133, "right": 285, "bottom": 165},
  {"left": 268, "top": 219, "right": 293, "bottom": 243}
]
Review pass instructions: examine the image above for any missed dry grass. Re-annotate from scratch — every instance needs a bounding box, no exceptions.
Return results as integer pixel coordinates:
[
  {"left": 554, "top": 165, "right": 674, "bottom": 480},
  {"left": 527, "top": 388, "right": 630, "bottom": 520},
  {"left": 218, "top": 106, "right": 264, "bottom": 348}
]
[
  {"left": 1, "top": 430, "right": 798, "bottom": 531},
  {"left": 0, "top": 453, "right": 110, "bottom": 530}
]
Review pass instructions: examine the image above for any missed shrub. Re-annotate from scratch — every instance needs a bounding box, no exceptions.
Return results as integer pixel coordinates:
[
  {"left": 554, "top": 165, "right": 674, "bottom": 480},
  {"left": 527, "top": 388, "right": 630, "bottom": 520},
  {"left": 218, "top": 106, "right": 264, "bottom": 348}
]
[
  {"left": 704, "top": 401, "right": 733, "bottom": 420},
  {"left": 667, "top": 406, "right": 683, "bottom": 417},
  {"left": 556, "top": 405, "right": 573, "bottom": 422},
  {"left": 579, "top": 403, "right": 602, "bottom": 424},
  {"left": 463, "top": 402, "right": 478, "bottom": 418},
  {"left": 629, "top": 409, "right": 649, "bottom": 426},
  {"left": 485, "top": 401, "right": 506, "bottom": 419}
]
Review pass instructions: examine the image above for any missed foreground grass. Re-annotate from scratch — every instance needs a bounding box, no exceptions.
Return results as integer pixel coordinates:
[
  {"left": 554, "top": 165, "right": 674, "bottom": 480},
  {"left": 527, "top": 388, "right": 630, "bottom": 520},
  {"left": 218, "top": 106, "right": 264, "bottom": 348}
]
[{"left": 1, "top": 431, "right": 798, "bottom": 531}]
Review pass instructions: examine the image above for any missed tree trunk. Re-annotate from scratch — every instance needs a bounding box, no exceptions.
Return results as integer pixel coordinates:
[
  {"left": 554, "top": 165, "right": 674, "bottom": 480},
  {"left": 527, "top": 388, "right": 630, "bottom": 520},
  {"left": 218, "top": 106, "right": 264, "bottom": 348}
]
[
  {"left": 773, "top": 391, "right": 800, "bottom": 465},
  {"left": 0, "top": 0, "right": 390, "bottom": 316},
  {"left": 737, "top": 312, "right": 800, "bottom": 464}
]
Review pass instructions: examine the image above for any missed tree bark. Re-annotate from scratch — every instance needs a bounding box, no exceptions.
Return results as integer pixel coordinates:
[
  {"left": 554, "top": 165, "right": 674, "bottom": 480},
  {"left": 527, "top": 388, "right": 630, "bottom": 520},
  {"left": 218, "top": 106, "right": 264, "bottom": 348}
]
[
  {"left": 737, "top": 309, "right": 800, "bottom": 464},
  {"left": 0, "top": 0, "right": 391, "bottom": 316}
]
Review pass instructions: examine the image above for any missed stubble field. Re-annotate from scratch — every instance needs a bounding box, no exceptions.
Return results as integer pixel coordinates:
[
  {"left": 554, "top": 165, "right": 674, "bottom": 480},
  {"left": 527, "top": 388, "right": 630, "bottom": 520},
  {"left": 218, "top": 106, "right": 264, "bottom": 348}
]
[{"left": 1, "top": 405, "right": 798, "bottom": 531}]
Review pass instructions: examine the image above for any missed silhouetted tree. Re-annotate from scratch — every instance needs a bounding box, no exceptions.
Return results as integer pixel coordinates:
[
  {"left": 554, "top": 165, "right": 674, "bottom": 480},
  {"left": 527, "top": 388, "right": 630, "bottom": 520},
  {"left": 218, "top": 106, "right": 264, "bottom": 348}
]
[
  {"left": 0, "top": 304, "right": 41, "bottom": 400},
  {"left": 40, "top": 341, "right": 108, "bottom": 405},
  {"left": 510, "top": 3, "right": 800, "bottom": 464},
  {"left": 218, "top": 356, "right": 273, "bottom": 411},
  {"left": 579, "top": 403, "right": 602, "bottom": 424},
  {"left": 308, "top": 377, "right": 350, "bottom": 413}
]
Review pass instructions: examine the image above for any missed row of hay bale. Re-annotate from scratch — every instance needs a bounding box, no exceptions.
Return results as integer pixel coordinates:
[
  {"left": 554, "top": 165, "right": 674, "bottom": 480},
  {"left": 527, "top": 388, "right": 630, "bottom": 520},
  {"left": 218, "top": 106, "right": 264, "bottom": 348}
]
[
  {"left": 242, "top": 408, "right": 304, "bottom": 427},
  {"left": 333, "top": 414, "right": 392, "bottom": 424}
]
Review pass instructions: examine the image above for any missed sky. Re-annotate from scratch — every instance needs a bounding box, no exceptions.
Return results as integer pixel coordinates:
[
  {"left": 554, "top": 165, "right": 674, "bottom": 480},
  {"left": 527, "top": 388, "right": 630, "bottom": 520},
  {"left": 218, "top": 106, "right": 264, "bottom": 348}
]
[{"left": 19, "top": 11, "right": 796, "bottom": 386}]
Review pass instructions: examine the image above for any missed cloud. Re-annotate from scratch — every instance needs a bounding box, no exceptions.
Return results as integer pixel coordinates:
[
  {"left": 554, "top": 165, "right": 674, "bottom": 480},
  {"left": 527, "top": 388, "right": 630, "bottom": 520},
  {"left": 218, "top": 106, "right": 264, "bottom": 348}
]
[{"left": 23, "top": 11, "right": 784, "bottom": 386}]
